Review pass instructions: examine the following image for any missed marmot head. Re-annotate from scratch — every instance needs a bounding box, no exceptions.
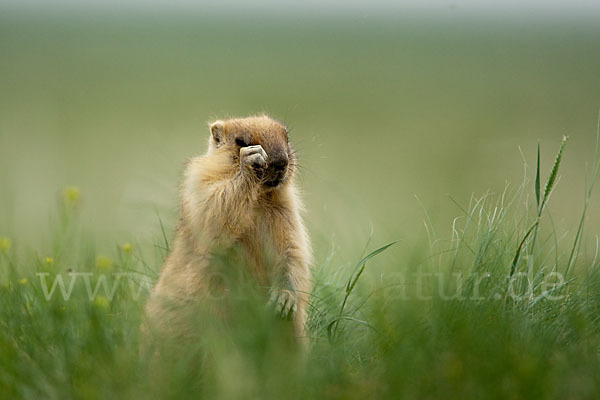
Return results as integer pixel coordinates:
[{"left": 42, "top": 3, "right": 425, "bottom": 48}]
[{"left": 208, "top": 114, "right": 295, "bottom": 189}]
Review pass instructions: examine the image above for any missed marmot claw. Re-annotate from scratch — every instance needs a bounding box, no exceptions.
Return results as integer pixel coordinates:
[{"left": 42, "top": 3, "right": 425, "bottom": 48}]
[
  {"left": 269, "top": 288, "right": 297, "bottom": 320},
  {"left": 240, "top": 145, "right": 268, "bottom": 172}
]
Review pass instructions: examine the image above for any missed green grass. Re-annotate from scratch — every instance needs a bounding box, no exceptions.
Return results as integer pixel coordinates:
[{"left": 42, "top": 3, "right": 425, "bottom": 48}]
[{"left": 2, "top": 127, "right": 600, "bottom": 399}]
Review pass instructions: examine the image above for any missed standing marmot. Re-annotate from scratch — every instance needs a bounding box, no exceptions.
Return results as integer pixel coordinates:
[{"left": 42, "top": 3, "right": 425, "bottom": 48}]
[{"left": 144, "top": 114, "right": 311, "bottom": 344}]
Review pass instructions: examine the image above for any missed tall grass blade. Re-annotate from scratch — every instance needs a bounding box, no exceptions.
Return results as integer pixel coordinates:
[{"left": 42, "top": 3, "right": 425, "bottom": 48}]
[
  {"left": 565, "top": 117, "right": 600, "bottom": 279},
  {"left": 509, "top": 136, "right": 568, "bottom": 280},
  {"left": 154, "top": 208, "right": 170, "bottom": 255},
  {"left": 509, "top": 220, "right": 539, "bottom": 278},
  {"left": 535, "top": 142, "right": 541, "bottom": 209},
  {"left": 347, "top": 241, "right": 397, "bottom": 291},
  {"left": 329, "top": 241, "right": 396, "bottom": 342},
  {"left": 326, "top": 317, "right": 379, "bottom": 339}
]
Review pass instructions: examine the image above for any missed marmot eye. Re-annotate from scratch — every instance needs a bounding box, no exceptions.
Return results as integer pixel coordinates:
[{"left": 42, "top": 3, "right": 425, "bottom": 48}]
[{"left": 235, "top": 138, "right": 248, "bottom": 147}]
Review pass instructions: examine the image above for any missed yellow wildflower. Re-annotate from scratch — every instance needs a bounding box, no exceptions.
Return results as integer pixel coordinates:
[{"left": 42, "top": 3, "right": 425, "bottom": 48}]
[
  {"left": 0, "top": 237, "right": 12, "bottom": 252},
  {"left": 93, "top": 296, "right": 110, "bottom": 309},
  {"left": 95, "top": 255, "right": 114, "bottom": 271},
  {"left": 121, "top": 242, "right": 132, "bottom": 254},
  {"left": 62, "top": 186, "right": 81, "bottom": 207}
]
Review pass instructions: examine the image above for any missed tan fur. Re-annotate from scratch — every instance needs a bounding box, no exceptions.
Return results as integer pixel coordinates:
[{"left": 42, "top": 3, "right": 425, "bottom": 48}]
[{"left": 144, "top": 114, "right": 312, "bottom": 344}]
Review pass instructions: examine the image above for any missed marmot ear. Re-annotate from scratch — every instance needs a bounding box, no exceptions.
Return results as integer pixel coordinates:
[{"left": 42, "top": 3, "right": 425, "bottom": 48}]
[{"left": 209, "top": 121, "right": 224, "bottom": 146}]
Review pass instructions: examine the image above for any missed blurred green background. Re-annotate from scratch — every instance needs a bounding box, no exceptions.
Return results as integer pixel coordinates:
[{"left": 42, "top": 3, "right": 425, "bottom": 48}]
[{"left": 1, "top": 10, "right": 599, "bottom": 263}]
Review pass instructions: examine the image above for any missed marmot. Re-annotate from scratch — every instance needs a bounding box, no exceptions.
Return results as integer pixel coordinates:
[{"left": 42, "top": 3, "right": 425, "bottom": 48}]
[{"left": 144, "top": 114, "right": 312, "bottom": 344}]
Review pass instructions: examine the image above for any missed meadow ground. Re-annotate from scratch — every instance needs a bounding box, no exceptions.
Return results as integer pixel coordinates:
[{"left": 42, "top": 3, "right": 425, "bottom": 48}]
[{"left": 1, "top": 12, "right": 600, "bottom": 399}]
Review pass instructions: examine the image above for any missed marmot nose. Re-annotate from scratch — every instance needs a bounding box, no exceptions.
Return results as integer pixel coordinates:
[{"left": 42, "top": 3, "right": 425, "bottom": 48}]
[{"left": 270, "top": 153, "right": 288, "bottom": 171}]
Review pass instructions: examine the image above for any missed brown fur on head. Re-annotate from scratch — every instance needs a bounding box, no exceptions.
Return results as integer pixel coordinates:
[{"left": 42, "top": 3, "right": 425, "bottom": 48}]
[{"left": 208, "top": 114, "right": 294, "bottom": 189}]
